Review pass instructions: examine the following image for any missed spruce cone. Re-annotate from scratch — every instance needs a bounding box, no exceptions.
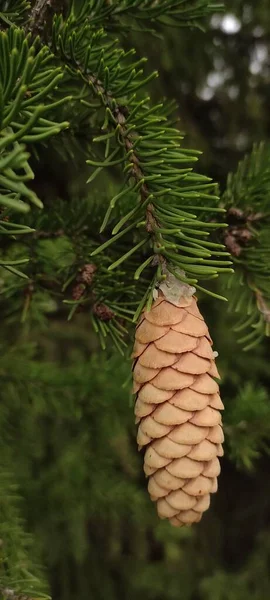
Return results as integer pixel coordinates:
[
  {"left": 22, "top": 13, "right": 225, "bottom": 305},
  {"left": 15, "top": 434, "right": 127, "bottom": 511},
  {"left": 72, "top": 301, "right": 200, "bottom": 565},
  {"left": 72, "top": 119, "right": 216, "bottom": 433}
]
[{"left": 133, "top": 293, "right": 224, "bottom": 527}]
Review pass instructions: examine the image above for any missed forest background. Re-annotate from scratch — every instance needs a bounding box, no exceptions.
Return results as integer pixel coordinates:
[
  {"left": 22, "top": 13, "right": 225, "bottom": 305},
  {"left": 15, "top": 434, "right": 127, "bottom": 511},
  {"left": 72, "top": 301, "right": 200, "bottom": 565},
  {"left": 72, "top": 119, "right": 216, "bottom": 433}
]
[{"left": 1, "top": 1, "right": 270, "bottom": 599}]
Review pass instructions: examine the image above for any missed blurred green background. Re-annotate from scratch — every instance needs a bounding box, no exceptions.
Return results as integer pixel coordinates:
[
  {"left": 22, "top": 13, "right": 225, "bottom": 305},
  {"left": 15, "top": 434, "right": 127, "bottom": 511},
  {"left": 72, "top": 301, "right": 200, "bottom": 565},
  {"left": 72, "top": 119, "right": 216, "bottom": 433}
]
[{"left": 2, "top": 2, "right": 270, "bottom": 599}]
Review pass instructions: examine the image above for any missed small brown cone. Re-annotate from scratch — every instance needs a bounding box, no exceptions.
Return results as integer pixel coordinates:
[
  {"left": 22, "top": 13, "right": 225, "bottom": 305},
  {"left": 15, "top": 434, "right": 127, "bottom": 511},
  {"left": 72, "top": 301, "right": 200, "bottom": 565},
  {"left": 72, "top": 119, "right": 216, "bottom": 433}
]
[{"left": 133, "top": 292, "right": 223, "bottom": 527}]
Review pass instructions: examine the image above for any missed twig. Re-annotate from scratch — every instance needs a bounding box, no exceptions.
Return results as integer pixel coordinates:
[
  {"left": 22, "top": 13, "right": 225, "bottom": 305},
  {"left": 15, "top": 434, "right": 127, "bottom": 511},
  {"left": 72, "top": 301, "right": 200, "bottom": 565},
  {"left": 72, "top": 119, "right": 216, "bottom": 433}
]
[
  {"left": 27, "top": 0, "right": 64, "bottom": 36},
  {"left": 85, "top": 72, "right": 163, "bottom": 256}
]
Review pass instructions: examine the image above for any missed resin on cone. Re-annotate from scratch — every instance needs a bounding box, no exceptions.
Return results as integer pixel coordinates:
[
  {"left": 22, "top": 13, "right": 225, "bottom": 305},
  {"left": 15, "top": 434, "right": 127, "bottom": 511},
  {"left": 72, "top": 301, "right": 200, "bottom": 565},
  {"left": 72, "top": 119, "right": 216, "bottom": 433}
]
[{"left": 132, "top": 286, "right": 224, "bottom": 527}]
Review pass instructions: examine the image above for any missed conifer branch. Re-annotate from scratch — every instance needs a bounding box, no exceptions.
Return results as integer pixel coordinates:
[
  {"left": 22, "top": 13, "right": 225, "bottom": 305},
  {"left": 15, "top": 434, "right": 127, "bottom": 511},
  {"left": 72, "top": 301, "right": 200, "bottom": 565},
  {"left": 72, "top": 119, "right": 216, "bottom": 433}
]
[
  {"left": 0, "top": 3, "right": 231, "bottom": 329},
  {"left": 222, "top": 142, "right": 270, "bottom": 349},
  {"left": 1, "top": 1, "right": 270, "bottom": 598},
  {"left": 84, "top": 72, "right": 162, "bottom": 264},
  {"left": 48, "top": 11, "right": 231, "bottom": 314},
  {"left": 70, "top": 0, "right": 224, "bottom": 32}
]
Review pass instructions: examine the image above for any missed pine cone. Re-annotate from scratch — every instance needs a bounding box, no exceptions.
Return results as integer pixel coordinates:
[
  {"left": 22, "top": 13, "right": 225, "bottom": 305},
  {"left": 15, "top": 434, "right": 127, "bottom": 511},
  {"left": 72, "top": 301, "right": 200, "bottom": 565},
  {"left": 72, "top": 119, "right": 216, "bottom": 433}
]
[{"left": 132, "top": 293, "right": 224, "bottom": 527}]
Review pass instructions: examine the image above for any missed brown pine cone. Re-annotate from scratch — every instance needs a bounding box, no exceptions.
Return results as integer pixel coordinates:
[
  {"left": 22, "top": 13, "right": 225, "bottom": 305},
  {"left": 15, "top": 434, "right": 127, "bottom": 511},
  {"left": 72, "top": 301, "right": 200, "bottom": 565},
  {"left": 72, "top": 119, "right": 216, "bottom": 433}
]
[{"left": 132, "top": 293, "right": 224, "bottom": 527}]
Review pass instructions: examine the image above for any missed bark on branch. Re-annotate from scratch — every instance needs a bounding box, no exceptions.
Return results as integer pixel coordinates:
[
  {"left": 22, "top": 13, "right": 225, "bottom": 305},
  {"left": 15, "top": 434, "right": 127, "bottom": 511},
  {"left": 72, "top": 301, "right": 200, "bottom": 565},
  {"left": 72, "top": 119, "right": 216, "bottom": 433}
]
[{"left": 27, "top": 0, "right": 64, "bottom": 36}]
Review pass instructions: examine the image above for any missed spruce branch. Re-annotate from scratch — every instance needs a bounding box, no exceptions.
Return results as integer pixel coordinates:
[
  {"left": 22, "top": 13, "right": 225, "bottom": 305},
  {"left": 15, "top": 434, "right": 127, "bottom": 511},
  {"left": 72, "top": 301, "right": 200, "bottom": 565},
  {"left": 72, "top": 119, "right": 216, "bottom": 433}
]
[
  {"left": 70, "top": 0, "right": 224, "bottom": 32},
  {"left": 0, "top": 2, "right": 230, "bottom": 330},
  {"left": 0, "top": 0, "right": 231, "bottom": 340},
  {"left": 85, "top": 69, "right": 163, "bottom": 270},
  {"left": 0, "top": 25, "right": 70, "bottom": 275},
  {"left": 49, "top": 13, "right": 231, "bottom": 316},
  {"left": 222, "top": 142, "right": 270, "bottom": 349}
]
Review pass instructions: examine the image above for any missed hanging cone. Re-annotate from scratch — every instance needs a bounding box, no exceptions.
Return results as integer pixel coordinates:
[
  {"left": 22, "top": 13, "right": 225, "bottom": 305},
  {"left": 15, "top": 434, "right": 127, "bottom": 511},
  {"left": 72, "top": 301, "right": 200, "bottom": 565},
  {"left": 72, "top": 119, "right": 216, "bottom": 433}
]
[{"left": 132, "top": 291, "right": 223, "bottom": 527}]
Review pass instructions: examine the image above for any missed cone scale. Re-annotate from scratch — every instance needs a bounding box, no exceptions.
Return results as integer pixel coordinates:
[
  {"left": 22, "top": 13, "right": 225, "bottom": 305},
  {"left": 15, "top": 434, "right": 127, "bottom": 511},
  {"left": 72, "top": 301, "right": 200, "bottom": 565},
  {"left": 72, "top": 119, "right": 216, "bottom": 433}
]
[{"left": 132, "top": 291, "right": 224, "bottom": 527}]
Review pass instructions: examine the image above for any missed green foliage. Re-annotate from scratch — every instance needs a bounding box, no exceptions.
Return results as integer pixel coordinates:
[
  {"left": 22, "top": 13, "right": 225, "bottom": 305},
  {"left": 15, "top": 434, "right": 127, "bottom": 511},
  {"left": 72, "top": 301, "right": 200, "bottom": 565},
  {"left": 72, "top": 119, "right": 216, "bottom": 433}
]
[
  {"left": 0, "top": 27, "right": 69, "bottom": 210},
  {"left": 0, "top": 0, "right": 234, "bottom": 343},
  {"left": 225, "top": 382, "right": 270, "bottom": 470},
  {"left": 0, "top": 0, "right": 30, "bottom": 26},
  {"left": 0, "top": 470, "right": 49, "bottom": 599},
  {"left": 0, "top": 334, "right": 152, "bottom": 597},
  {"left": 0, "top": 24, "right": 70, "bottom": 277},
  {"left": 71, "top": 0, "right": 224, "bottom": 31},
  {"left": 0, "top": 314, "right": 269, "bottom": 600},
  {"left": 50, "top": 5, "right": 232, "bottom": 300},
  {"left": 201, "top": 534, "right": 270, "bottom": 600},
  {"left": 223, "top": 143, "right": 270, "bottom": 349}
]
